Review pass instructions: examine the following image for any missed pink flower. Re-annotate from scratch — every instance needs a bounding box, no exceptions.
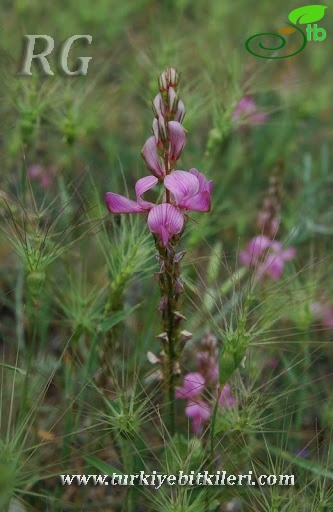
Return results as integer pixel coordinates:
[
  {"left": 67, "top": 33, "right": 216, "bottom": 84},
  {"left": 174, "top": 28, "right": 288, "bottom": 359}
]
[
  {"left": 28, "top": 164, "right": 55, "bottom": 189},
  {"left": 164, "top": 169, "right": 213, "bottom": 212},
  {"left": 232, "top": 96, "right": 268, "bottom": 128},
  {"left": 147, "top": 203, "right": 185, "bottom": 246},
  {"left": 310, "top": 302, "right": 333, "bottom": 329},
  {"left": 106, "top": 168, "right": 212, "bottom": 247},
  {"left": 197, "top": 352, "right": 219, "bottom": 383},
  {"left": 105, "top": 175, "right": 158, "bottom": 214},
  {"left": 141, "top": 136, "right": 165, "bottom": 178},
  {"left": 219, "top": 384, "right": 235, "bottom": 408},
  {"left": 239, "top": 235, "right": 296, "bottom": 280},
  {"left": 175, "top": 372, "right": 206, "bottom": 399},
  {"left": 168, "top": 121, "right": 186, "bottom": 162},
  {"left": 185, "top": 399, "right": 211, "bottom": 433}
]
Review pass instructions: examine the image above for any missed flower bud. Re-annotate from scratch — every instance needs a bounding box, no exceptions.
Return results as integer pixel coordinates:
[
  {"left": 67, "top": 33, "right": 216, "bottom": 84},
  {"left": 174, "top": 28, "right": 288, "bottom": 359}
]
[
  {"left": 168, "top": 87, "right": 179, "bottom": 116},
  {"left": 147, "top": 351, "right": 160, "bottom": 364},
  {"left": 157, "top": 114, "right": 168, "bottom": 144},
  {"left": 173, "top": 310, "right": 186, "bottom": 326},
  {"left": 152, "top": 94, "right": 166, "bottom": 118},
  {"left": 156, "top": 332, "right": 169, "bottom": 344},
  {"left": 175, "top": 278, "right": 185, "bottom": 296},
  {"left": 174, "top": 100, "right": 185, "bottom": 123},
  {"left": 158, "top": 296, "right": 168, "bottom": 312},
  {"left": 174, "top": 251, "right": 186, "bottom": 263},
  {"left": 180, "top": 330, "right": 193, "bottom": 349},
  {"left": 168, "top": 68, "right": 179, "bottom": 88},
  {"left": 159, "top": 72, "right": 168, "bottom": 92}
]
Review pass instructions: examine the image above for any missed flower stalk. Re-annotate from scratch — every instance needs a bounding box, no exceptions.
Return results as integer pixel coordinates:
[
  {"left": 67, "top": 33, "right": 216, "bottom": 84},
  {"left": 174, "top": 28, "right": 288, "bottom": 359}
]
[{"left": 105, "top": 68, "right": 212, "bottom": 434}]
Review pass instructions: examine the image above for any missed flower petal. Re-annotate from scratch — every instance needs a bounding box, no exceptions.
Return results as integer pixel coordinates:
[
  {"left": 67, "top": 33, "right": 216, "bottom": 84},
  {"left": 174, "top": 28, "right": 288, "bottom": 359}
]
[
  {"left": 181, "top": 191, "right": 211, "bottom": 212},
  {"left": 105, "top": 192, "right": 143, "bottom": 214},
  {"left": 264, "top": 253, "right": 284, "bottom": 280},
  {"left": 147, "top": 203, "right": 184, "bottom": 246},
  {"left": 219, "top": 384, "right": 235, "bottom": 408},
  {"left": 185, "top": 399, "right": 211, "bottom": 432},
  {"left": 247, "top": 235, "right": 272, "bottom": 258},
  {"left": 175, "top": 372, "right": 205, "bottom": 399},
  {"left": 141, "top": 136, "right": 165, "bottom": 178},
  {"left": 168, "top": 121, "right": 186, "bottom": 162},
  {"left": 152, "top": 93, "right": 166, "bottom": 117},
  {"left": 174, "top": 99, "right": 185, "bottom": 123},
  {"left": 135, "top": 175, "right": 158, "bottom": 209},
  {"left": 281, "top": 247, "right": 296, "bottom": 261},
  {"left": 164, "top": 170, "right": 199, "bottom": 205},
  {"left": 239, "top": 250, "right": 253, "bottom": 267},
  {"left": 189, "top": 168, "right": 213, "bottom": 194}
]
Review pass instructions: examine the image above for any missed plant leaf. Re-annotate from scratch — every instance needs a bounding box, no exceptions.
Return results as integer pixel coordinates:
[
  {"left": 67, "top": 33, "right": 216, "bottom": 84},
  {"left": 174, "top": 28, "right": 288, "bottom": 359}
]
[
  {"left": 98, "top": 304, "right": 140, "bottom": 332},
  {"left": 288, "top": 5, "right": 327, "bottom": 25},
  {"left": 84, "top": 455, "right": 124, "bottom": 476}
]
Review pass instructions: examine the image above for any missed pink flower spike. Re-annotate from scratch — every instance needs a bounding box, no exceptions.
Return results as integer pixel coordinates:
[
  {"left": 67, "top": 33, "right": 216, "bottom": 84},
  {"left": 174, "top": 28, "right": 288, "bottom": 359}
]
[
  {"left": 240, "top": 235, "right": 296, "bottom": 280},
  {"left": 147, "top": 203, "right": 184, "bottom": 246},
  {"left": 105, "top": 192, "right": 144, "bottom": 214},
  {"left": 175, "top": 372, "right": 205, "bottom": 399},
  {"left": 141, "top": 136, "right": 165, "bottom": 178},
  {"left": 135, "top": 175, "right": 158, "bottom": 209},
  {"left": 168, "top": 121, "right": 186, "bottom": 162},
  {"left": 185, "top": 399, "right": 211, "bottom": 433}
]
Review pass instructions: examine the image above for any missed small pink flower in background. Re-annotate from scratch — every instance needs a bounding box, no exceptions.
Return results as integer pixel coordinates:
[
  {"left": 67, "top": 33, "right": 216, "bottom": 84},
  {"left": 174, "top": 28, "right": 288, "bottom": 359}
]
[
  {"left": 267, "top": 358, "right": 279, "bottom": 369},
  {"left": 310, "top": 302, "right": 333, "bottom": 329},
  {"left": 232, "top": 96, "right": 268, "bottom": 128},
  {"left": 176, "top": 368, "right": 235, "bottom": 432},
  {"left": 175, "top": 372, "right": 205, "bottom": 399},
  {"left": 239, "top": 234, "right": 296, "bottom": 280},
  {"left": 197, "top": 352, "right": 219, "bottom": 384},
  {"left": 185, "top": 399, "right": 211, "bottom": 433},
  {"left": 219, "top": 384, "right": 235, "bottom": 408},
  {"left": 257, "top": 211, "right": 280, "bottom": 238},
  {"left": 28, "top": 164, "right": 55, "bottom": 189}
]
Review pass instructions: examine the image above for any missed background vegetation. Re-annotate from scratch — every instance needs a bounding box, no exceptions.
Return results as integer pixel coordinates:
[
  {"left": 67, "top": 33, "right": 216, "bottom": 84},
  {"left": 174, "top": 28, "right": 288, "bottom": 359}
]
[{"left": 0, "top": 1, "right": 332, "bottom": 510}]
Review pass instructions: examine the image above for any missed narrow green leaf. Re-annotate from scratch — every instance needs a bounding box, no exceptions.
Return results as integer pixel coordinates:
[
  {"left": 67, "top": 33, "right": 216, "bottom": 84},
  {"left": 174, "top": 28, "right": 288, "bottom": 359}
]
[
  {"left": 98, "top": 304, "right": 140, "bottom": 332},
  {"left": 268, "top": 445, "right": 333, "bottom": 479},
  {"left": 84, "top": 455, "right": 124, "bottom": 476}
]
